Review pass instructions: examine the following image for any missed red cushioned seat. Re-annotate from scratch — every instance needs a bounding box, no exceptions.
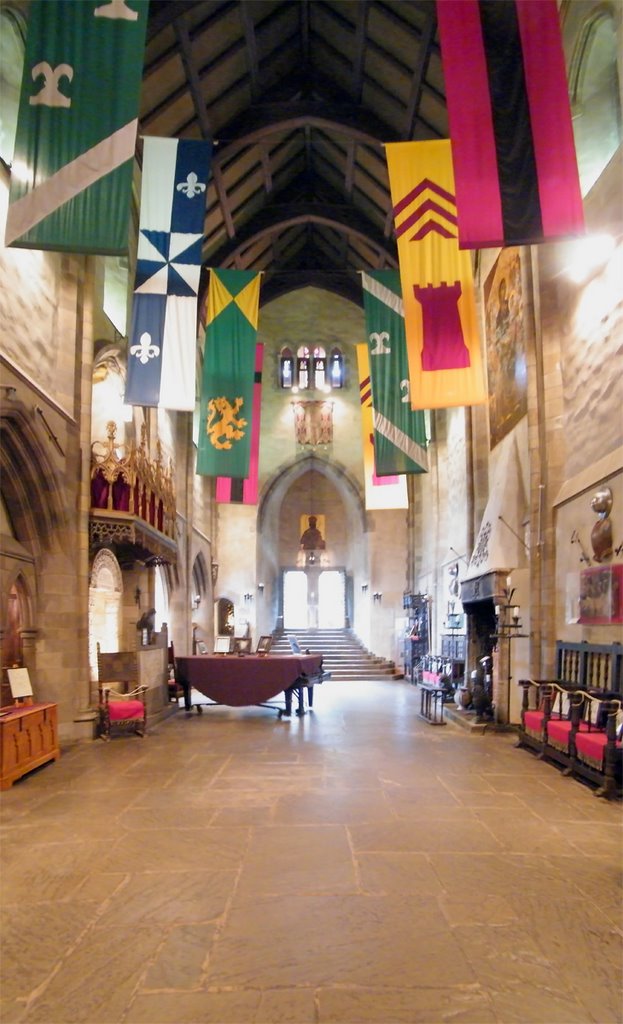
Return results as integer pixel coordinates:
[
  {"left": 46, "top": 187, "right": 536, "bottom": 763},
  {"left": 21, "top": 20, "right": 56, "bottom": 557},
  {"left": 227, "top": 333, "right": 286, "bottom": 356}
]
[
  {"left": 108, "top": 699, "right": 145, "bottom": 721},
  {"left": 547, "top": 718, "right": 572, "bottom": 744},
  {"left": 524, "top": 710, "right": 545, "bottom": 733},
  {"left": 575, "top": 731, "right": 622, "bottom": 767}
]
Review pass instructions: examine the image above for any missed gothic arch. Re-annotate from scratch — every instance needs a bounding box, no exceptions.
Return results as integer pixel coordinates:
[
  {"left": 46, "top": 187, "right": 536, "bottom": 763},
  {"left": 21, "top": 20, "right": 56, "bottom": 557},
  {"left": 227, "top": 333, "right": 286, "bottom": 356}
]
[
  {"left": 88, "top": 548, "right": 123, "bottom": 681},
  {"left": 257, "top": 452, "right": 366, "bottom": 537},
  {"left": 0, "top": 403, "right": 68, "bottom": 558}
]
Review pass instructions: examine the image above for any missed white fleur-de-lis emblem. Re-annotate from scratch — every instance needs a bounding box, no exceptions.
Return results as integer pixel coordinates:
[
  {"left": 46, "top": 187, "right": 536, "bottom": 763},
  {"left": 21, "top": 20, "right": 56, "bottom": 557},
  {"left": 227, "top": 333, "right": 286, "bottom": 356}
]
[
  {"left": 94, "top": 0, "right": 138, "bottom": 19},
  {"left": 130, "top": 332, "right": 160, "bottom": 364},
  {"left": 176, "top": 171, "right": 206, "bottom": 198},
  {"left": 370, "top": 331, "right": 391, "bottom": 355},
  {"left": 30, "top": 62, "right": 74, "bottom": 108}
]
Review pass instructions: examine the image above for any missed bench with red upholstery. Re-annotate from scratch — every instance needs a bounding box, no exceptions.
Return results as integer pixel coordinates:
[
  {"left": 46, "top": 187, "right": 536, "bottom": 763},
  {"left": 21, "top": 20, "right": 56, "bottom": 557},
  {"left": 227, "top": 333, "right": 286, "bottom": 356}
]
[{"left": 517, "top": 679, "right": 622, "bottom": 798}]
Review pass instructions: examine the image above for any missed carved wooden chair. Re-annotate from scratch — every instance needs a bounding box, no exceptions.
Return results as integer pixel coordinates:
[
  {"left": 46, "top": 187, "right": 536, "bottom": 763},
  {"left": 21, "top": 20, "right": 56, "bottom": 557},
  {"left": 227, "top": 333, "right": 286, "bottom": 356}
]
[{"left": 96, "top": 645, "right": 148, "bottom": 740}]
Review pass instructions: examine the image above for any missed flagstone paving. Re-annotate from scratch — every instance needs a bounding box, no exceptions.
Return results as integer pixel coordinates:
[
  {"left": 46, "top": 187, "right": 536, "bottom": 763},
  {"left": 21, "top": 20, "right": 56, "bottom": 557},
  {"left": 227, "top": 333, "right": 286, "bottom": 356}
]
[{"left": 1, "top": 680, "right": 621, "bottom": 1024}]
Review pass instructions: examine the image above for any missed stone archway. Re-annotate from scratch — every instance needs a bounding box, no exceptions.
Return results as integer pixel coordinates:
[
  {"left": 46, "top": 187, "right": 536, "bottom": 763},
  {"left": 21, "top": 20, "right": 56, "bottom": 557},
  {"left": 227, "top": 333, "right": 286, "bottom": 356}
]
[
  {"left": 257, "top": 453, "right": 368, "bottom": 633},
  {"left": 88, "top": 549, "right": 123, "bottom": 683}
]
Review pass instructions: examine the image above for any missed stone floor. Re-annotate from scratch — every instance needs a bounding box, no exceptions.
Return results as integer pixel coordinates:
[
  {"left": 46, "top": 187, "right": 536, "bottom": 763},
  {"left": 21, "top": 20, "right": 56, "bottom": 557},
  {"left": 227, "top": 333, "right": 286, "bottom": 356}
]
[{"left": 1, "top": 679, "right": 621, "bottom": 1024}]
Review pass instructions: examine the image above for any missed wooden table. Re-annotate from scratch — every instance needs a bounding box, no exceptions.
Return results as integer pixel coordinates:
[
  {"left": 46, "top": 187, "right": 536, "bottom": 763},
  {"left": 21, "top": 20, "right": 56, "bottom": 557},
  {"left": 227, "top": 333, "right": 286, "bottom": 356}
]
[
  {"left": 175, "top": 654, "right": 325, "bottom": 716},
  {"left": 0, "top": 702, "right": 60, "bottom": 789}
]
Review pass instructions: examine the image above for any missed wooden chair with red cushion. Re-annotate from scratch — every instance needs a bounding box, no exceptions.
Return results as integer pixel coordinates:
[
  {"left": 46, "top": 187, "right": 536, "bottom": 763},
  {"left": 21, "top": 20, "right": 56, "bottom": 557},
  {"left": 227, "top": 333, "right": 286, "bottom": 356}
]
[
  {"left": 96, "top": 644, "right": 148, "bottom": 740},
  {"left": 573, "top": 694, "right": 622, "bottom": 798},
  {"left": 98, "top": 682, "right": 147, "bottom": 741}
]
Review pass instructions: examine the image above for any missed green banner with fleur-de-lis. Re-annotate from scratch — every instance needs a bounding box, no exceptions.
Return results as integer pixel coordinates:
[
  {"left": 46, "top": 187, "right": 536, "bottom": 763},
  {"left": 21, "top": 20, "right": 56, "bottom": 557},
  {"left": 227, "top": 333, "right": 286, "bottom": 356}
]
[
  {"left": 196, "top": 270, "right": 262, "bottom": 478},
  {"left": 6, "top": 0, "right": 148, "bottom": 253},
  {"left": 361, "top": 271, "right": 429, "bottom": 475}
]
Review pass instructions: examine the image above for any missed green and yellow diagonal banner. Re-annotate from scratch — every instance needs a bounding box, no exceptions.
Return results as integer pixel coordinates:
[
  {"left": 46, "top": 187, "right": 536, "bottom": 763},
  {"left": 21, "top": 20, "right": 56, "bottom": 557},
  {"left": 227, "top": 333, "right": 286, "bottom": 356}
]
[
  {"left": 196, "top": 269, "right": 261, "bottom": 478},
  {"left": 361, "top": 270, "right": 429, "bottom": 476}
]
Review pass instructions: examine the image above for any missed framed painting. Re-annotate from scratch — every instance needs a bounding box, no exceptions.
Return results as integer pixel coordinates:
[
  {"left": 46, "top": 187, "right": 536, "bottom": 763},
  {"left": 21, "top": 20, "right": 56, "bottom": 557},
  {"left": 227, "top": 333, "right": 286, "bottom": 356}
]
[
  {"left": 214, "top": 636, "right": 232, "bottom": 654},
  {"left": 256, "top": 635, "right": 273, "bottom": 655},
  {"left": 484, "top": 248, "right": 528, "bottom": 449},
  {"left": 578, "top": 565, "right": 623, "bottom": 624}
]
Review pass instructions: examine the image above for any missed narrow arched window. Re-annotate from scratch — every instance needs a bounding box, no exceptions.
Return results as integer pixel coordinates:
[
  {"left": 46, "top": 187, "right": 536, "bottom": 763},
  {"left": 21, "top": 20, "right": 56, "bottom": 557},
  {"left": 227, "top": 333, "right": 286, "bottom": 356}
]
[
  {"left": 0, "top": 7, "right": 26, "bottom": 167},
  {"left": 312, "top": 346, "right": 326, "bottom": 390},
  {"left": 280, "top": 347, "right": 294, "bottom": 388},
  {"left": 570, "top": 11, "right": 622, "bottom": 195},
  {"left": 297, "top": 346, "right": 310, "bottom": 390},
  {"left": 329, "top": 348, "right": 344, "bottom": 388}
]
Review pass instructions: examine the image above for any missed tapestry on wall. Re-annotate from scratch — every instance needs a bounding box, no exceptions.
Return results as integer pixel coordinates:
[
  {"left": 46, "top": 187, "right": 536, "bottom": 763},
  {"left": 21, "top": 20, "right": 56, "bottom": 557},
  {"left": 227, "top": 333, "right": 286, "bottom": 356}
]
[
  {"left": 6, "top": 0, "right": 148, "bottom": 253},
  {"left": 578, "top": 565, "right": 623, "bottom": 625},
  {"left": 483, "top": 248, "right": 528, "bottom": 449},
  {"left": 292, "top": 401, "right": 333, "bottom": 448}
]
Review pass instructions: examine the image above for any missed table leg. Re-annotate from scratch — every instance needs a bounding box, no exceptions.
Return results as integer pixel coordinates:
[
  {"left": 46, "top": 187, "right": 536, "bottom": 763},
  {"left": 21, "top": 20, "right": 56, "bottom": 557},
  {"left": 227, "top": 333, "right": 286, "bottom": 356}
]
[
  {"left": 296, "top": 686, "right": 305, "bottom": 715},
  {"left": 284, "top": 687, "right": 293, "bottom": 716}
]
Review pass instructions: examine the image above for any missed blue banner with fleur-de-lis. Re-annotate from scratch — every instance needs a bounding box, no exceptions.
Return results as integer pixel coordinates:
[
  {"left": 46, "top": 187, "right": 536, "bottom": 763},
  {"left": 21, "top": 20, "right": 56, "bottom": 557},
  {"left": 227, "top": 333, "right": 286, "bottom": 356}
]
[{"left": 125, "top": 137, "right": 212, "bottom": 410}]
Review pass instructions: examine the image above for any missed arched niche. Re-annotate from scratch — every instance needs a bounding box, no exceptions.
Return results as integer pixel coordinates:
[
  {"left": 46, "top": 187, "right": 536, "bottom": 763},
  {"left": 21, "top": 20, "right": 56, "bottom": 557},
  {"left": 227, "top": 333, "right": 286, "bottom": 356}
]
[
  {"left": 88, "top": 549, "right": 123, "bottom": 684},
  {"left": 256, "top": 453, "right": 367, "bottom": 627}
]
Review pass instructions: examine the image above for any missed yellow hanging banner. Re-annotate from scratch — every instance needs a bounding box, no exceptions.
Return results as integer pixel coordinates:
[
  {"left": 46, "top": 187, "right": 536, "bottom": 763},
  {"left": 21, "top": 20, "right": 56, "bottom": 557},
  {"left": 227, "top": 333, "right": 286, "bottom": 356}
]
[{"left": 385, "top": 140, "right": 486, "bottom": 410}]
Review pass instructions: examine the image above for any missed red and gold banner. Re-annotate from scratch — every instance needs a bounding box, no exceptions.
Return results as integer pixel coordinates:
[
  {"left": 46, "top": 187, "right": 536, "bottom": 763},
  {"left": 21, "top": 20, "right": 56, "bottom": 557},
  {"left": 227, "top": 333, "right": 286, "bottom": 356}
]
[{"left": 385, "top": 140, "right": 486, "bottom": 411}]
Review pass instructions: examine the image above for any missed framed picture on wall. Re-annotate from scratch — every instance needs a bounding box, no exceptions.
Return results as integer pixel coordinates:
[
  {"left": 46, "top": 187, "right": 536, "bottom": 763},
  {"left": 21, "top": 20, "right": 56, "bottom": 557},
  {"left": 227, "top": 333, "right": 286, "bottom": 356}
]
[
  {"left": 578, "top": 565, "right": 623, "bottom": 624},
  {"left": 484, "top": 248, "right": 528, "bottom": 449}
]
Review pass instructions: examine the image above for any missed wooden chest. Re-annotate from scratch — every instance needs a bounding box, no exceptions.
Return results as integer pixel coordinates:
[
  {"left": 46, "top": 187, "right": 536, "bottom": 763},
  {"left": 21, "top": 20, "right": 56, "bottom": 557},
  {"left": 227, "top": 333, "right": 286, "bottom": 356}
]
[{"left": 0, "top": 702, "right": 60, "bottom": 789}]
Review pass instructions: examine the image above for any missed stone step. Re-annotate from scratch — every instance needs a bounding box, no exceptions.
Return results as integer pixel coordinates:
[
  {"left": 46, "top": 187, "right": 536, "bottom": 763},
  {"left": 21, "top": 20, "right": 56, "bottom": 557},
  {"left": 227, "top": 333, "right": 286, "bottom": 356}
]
[{"left": 271, "top": 628, "right": 403, "bottom": 681}]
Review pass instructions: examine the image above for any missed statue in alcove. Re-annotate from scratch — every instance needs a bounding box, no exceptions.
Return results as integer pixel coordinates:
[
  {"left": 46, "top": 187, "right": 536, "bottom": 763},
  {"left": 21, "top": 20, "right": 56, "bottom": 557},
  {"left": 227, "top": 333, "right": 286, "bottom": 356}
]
[{"left": 300, "top": 515, "right": 325, "bottom": 551}]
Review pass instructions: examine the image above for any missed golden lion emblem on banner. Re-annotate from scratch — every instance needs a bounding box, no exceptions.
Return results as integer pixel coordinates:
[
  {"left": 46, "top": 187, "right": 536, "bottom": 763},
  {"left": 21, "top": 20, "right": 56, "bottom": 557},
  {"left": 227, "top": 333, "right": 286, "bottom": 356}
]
[{"left": 207, "top": 396, "right": 247, "bottom": 450}]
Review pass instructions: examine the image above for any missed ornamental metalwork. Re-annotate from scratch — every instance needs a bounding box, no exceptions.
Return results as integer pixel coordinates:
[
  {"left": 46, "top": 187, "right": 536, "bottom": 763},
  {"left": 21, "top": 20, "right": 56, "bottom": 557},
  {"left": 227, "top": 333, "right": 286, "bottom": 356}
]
[{"left": 90, "top": 421, "right": 177, "bottom": 562}]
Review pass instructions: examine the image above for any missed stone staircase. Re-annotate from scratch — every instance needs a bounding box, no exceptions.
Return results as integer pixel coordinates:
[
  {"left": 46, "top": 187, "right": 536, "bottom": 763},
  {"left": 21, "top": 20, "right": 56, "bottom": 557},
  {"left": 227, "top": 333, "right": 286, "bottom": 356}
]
[{"left": 271, "top": 628, "right": 404, "bottom": 681}]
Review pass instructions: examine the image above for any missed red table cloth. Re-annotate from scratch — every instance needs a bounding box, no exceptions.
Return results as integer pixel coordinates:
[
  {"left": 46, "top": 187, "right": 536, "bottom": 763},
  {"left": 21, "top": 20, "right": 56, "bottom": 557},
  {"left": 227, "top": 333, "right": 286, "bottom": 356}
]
[{"left": 175, "top": 653, "right": 323, "bottom": 708}]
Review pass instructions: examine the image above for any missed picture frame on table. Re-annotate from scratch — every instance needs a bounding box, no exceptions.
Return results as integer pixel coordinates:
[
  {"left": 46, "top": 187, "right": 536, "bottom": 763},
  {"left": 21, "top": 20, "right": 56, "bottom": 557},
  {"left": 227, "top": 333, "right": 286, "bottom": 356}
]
[
  {"left": 234, "top": 637, "right": 252, "bottom": 655},
  {"left": 256, "top": 635, "right": 273, "bottom": 655}
]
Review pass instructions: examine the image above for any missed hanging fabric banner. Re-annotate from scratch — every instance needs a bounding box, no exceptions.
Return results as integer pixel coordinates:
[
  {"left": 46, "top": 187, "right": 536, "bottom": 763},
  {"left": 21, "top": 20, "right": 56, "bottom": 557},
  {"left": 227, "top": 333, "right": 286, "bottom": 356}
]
[
  {"left": 385, "top": 140, "right": 486, "bottom": 412},
  {"left": 5, "top": 0, "right": 148, "bottom": 252},
  {"left": 197, "top": 269, "right": 261, "bottom": 479},
  {"left": 125, "top": 137, "right": 212, "bottom": 410},
  {"left": 361, "top": 270, "right": 429, "bottom": 476},
  {"left": 356, "top": 344, "right": 408, "bottom": 511},
  {"left": 437, "top": 0, "right": 584, "bottom": 249},
  {"left": 215, "top": 343, "right": 264, "bottom": 504}
]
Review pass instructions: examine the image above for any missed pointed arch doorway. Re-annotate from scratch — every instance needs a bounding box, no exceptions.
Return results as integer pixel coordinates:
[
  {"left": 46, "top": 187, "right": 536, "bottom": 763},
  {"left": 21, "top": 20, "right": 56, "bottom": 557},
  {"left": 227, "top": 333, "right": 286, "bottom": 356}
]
[{"left": 282, "top": 568, "right": 345, "bottom": 629}]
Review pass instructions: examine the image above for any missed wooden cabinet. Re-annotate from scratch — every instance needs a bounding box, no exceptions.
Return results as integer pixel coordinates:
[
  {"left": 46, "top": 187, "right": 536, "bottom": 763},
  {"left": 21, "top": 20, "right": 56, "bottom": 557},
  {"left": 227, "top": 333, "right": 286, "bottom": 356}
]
[{"left": 0, "top": 703, "right": 60, "bottom": 789}]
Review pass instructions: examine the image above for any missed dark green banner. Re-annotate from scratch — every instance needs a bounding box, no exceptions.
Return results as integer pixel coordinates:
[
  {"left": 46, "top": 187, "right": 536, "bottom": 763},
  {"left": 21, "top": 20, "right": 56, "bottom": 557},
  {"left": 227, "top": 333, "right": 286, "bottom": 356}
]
[
  {"left": 197, "top": 270, "right": 261, "bottom": 478},
  {"left": 362, "top": 270, "right": 429, "bottom": 475},
  {"left": 6, "top": 0, "right": 148, "bottom": 252}
]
